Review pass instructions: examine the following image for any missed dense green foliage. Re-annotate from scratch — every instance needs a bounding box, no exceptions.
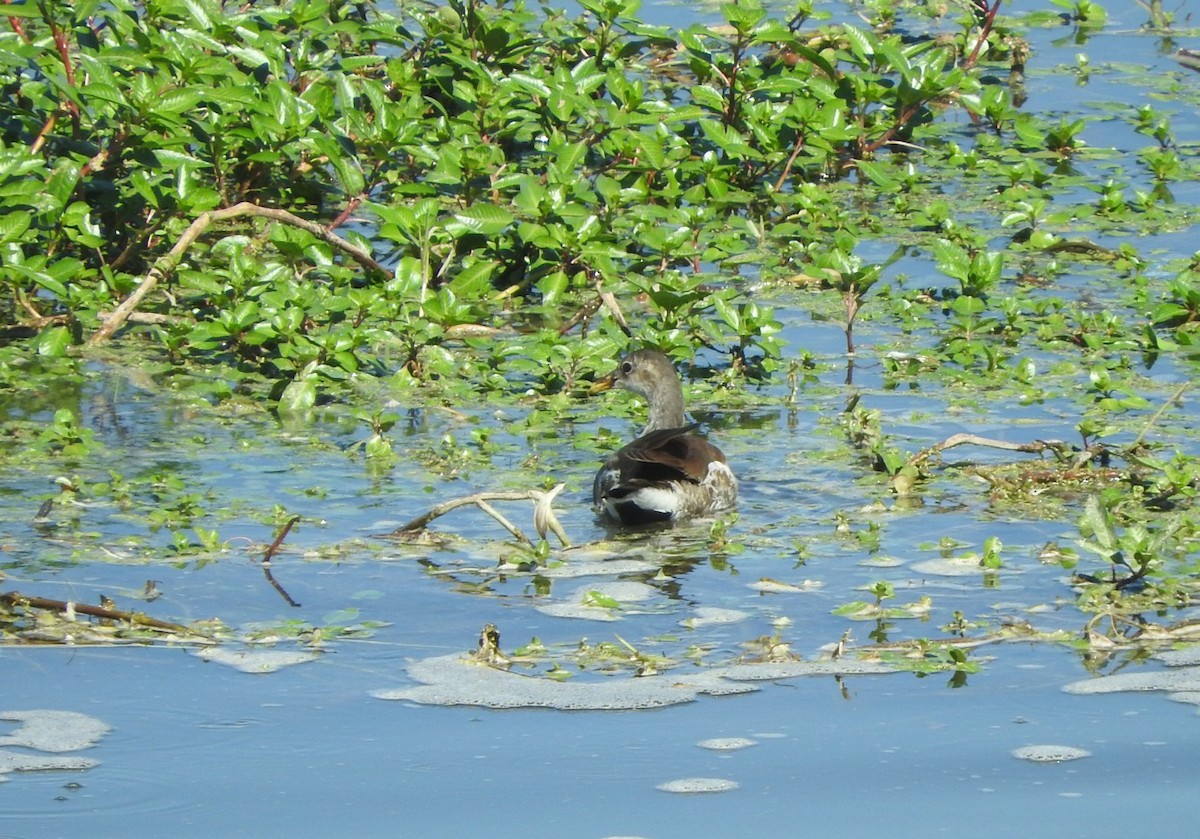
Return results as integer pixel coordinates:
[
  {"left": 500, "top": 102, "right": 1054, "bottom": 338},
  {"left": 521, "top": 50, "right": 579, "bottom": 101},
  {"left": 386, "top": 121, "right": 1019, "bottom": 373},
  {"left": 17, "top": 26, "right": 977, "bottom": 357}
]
[{"left": 2, "top": 0, "right": 1024, "bottom": 390}]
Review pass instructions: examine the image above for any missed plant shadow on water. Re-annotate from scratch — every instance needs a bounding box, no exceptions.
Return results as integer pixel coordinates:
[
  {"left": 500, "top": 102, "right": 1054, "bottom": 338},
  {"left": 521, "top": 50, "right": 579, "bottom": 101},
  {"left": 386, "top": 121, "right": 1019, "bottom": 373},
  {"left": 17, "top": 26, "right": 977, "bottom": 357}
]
[{"left": 3, "top": 0, "right": 1200, "bottom": 833}]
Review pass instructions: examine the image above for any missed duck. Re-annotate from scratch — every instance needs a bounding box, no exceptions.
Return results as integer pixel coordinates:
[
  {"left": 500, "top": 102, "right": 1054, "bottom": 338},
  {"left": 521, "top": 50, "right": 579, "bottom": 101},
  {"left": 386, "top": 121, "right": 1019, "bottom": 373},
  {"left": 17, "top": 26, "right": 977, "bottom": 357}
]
[{"left": 590, "top": 349, "right": 738, "bottom": 525}]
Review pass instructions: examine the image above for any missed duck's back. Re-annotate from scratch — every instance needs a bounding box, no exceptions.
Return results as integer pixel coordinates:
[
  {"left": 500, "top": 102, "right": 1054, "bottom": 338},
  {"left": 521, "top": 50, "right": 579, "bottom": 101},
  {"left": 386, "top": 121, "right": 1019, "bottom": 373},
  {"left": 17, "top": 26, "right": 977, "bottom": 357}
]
[{"left": 594, "top": 426, "right": 736, "bottom": 524}]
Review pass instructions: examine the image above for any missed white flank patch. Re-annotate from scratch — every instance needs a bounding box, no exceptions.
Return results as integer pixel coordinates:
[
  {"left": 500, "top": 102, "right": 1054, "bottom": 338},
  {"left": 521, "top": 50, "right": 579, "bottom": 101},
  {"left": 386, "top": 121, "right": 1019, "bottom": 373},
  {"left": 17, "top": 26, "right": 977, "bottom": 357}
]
[{"left": 611, "top": 486, "right": 679, "bottom": 518}]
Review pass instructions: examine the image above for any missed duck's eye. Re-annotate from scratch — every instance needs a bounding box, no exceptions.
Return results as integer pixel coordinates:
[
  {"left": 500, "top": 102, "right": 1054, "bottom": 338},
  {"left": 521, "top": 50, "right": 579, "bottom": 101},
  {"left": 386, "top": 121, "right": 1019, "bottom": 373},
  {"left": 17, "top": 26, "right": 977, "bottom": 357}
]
[{"left": 621, "top": 361, "right": 633, "bottom": 374}]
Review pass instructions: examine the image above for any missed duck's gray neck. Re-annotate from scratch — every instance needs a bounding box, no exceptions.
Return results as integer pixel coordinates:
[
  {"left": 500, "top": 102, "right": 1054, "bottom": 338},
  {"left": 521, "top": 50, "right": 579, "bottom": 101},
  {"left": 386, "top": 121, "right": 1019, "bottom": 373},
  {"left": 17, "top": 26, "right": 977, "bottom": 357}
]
[{"left": 642, "top": 383, "right": 686, "bottom": 435}]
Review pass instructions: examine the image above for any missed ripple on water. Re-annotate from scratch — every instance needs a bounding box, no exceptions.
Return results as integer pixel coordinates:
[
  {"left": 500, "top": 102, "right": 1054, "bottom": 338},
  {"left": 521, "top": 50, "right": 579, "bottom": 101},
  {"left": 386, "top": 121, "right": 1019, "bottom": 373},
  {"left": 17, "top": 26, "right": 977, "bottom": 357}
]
[{"left": 0, "top": 709, "right": 179, "bottom": 821}]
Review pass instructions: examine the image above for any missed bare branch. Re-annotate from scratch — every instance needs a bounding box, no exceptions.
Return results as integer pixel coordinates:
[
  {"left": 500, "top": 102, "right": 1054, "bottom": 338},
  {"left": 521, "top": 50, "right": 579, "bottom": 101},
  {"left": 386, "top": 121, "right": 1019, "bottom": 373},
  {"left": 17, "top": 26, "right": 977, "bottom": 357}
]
[
  {"left": 907, "top": 433, "right": 1076, "bottom": 469},
  {"left": 88, "top": 202, "right": 389, "bottom": 345},
  {"left": 388, "top": 487, "right": 571, "bottom": 547}
]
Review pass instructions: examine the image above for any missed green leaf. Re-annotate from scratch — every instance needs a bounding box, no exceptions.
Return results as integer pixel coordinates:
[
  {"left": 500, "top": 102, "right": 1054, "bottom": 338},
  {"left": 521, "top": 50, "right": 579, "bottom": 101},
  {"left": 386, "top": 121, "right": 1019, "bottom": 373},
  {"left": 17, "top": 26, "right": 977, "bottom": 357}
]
[
  {"left": 0, "top": 212, "right": 31, "bottom": 244},
  {"left": 721, "top": 0, "right": 766, "bottom": 32},
  {"left": 841, "top": 24, "right": 875, "bottom": 62},
  {"left": 278, "top": 376, "right": 318, "bottom": 414},
  {"left": 1080, "top": 495, "right": 1119, "bottom": 555},
  {"left": 452, "top": 204, "right": 515, "bottom": 236},
  {"left": 36, "top": 327, "right": 73, "bottom": 357}
]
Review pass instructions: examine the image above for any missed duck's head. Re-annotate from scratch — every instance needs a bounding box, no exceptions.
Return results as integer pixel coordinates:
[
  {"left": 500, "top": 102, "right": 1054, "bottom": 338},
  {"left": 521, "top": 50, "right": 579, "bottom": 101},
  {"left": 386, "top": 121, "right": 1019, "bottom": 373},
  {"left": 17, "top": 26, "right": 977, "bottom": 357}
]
[{"left": 591, "top": 349, "right": 686, "bottom": 433}]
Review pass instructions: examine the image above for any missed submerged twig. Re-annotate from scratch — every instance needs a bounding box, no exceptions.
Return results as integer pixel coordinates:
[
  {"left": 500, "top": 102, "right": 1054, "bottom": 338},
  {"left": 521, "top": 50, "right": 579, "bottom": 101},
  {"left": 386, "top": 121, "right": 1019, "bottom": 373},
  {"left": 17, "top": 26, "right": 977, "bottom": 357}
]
[
  {"left": 264, "top": 516, "right": 300, "bottom": 563},
  {"left": 261, "top": 517, "right": 301, "bottom": 608},
  {"left": 389, "top": 485, "right": 570, "bottom": 547},
  {"left": 1131, "top": 381, "right": 1190, "bottom": 448}
]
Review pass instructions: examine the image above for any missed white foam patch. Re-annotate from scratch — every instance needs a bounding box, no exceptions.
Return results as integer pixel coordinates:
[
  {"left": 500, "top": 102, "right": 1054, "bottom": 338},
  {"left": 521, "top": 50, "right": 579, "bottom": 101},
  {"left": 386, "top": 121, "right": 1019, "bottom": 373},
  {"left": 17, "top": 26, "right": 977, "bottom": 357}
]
[
  {"left": 576, "top": 581, "right": 656, "bottom": 601},
  {"left": 1063, "top": 668, "right": 1200, "bottom": 695},
  {"left": 681, "top": 607, "right": 749, "bottom": 628},
  {"left": 860, "top": 556, "right": 904, "bottom": 567},
  {"left": 0, "top": 749, "right": 100, "bottom": 775},
  {"left": 0, "top": 710, "right": 110, "bottom": 753},
  {"left": 537, "top": 559, "right": 659, "bottom": 578},
  {"left": 0, "top": 710, "right": 110, "bottom": 780},
  {"left": 536, "top": 581, "right": 658, "bottom": 621},
  {"left": 535, "top": 603, "right": 620, "bottom": 621},
  {"left": 713, "top": 659, "right": 898, "bottom": 680},
  {"left": 657, "top": 777, "right": 739, "bottom": 793},
  {"left": 697, "top": 737, "right": 756, "bottom": 751},
  {"left": 372, "top": 654, "right": 759, "bottom": 710},
  {"left": 748, "top": 579, "right": 822, "bottom": 593},
  {"left": 1155, "top": 647, "right": 1200, "bottom": 667},
  {"left": 911, "top": 556, "right": 990, "bottom": 576},
  {"left": 1012, "top": 745, "right": 1091, "bottom": 762},
  {"left": 195, "top": 647, "right": 320, "bottom": 673},
  {"left": 374, "top": 649, "right": 900, "bottom": 710}
]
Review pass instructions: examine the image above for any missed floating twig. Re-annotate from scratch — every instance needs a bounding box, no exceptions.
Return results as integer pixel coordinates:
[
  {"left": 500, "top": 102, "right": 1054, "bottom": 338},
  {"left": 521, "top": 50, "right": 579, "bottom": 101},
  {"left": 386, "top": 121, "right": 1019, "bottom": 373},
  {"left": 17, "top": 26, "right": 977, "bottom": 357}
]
[
  {"left": 390, "top": 484, "right": 570, "bottom": 547},
  {"left": 0, "top": 591, "right": 200, "bottom": 636},
  {"left": 906, "top": 433, "right": 1078, "bottom": 469}
]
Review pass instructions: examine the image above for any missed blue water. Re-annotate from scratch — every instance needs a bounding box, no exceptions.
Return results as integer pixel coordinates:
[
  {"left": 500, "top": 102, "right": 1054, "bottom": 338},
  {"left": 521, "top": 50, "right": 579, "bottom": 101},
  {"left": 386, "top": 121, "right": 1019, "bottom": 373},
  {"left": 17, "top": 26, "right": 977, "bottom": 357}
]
[{"left": 3, "top": 643, "right": 1198, "bottom": 837}]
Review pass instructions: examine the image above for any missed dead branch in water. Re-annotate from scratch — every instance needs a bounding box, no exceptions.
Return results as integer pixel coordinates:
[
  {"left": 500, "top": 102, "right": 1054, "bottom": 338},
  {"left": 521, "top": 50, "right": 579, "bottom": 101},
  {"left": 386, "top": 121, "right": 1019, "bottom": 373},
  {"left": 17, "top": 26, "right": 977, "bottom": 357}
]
[
  {"left": 0, "top": 590, "right": 201, "bottom": 636},
  {"left": 906, "top": 433, "right": 1094, "bottom": 470},
  {"left": 261, "top": 516, "right": 302, "bottom": 608},
  {"left": 388, "top": 484, "right": 570, "bottom": 547}
]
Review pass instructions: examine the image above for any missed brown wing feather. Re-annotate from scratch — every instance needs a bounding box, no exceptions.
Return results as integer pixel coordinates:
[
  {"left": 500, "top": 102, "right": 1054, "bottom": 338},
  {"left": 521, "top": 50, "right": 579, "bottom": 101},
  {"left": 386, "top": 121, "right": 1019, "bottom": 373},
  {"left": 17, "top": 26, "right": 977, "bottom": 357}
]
[{"left": 613, "top": 425, "right": 727, "bottom": 484}]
